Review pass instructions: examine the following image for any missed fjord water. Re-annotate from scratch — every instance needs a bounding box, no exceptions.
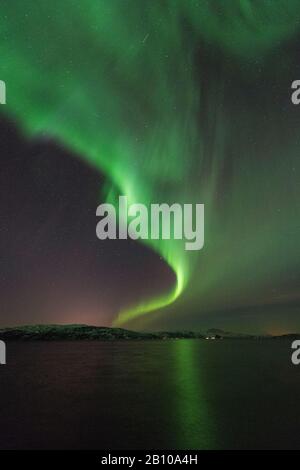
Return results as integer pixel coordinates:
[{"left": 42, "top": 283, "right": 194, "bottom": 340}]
[{"left": 0, "top": 340, "right": 298, "bottom": 449}]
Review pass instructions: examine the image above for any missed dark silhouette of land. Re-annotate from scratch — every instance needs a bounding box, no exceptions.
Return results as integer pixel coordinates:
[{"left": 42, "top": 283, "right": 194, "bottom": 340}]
[
  {"left": 0, "top": 324, "right": 295, "bottom": 341},
  {"left": 0, "top": 324, "right": 204, "bottom": 341}
]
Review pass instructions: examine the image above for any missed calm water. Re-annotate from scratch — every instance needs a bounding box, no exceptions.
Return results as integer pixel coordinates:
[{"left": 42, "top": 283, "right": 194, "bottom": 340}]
[{"left": 0, "top": 340, "right": 299, "bottom": 449}]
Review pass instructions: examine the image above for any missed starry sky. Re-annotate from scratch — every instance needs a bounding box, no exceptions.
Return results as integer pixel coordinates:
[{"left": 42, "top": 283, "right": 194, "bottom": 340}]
[{"left": 0, "top": 1, "right": 299, "bottom": 334}]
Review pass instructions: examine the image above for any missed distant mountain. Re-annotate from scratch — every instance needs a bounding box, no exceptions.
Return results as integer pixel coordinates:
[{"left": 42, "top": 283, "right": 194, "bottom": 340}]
[
  {"left": 0, "top": 324, "right": 152, "bottom": 341},
  {"left": 206, "top": 328, "right": 298, "bottom": 340},
  {"left": 0, "top": 324, "right": 205, "bottom": 341},
  {"left": 271, "top": 333, "right": 300, "bottom": 340},
  {"left": 0, "top": 324, "right": 292, "bottom": 341}
]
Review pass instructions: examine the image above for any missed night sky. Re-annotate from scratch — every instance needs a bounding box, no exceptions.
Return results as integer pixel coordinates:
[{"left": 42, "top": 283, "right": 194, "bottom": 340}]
[{"left": 0, "top": 1, "right": 299, "bottom": 334}]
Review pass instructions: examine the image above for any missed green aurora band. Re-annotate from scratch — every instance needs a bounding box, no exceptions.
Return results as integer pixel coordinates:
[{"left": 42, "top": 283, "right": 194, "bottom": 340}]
[{"left": 1, "top": 1, "right": 300, "bottom": 329}]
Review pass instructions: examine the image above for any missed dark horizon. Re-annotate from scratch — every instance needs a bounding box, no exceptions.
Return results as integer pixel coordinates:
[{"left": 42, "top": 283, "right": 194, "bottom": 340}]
[{"left": 1, "top": 321, "right": 300, "bottom": 338}]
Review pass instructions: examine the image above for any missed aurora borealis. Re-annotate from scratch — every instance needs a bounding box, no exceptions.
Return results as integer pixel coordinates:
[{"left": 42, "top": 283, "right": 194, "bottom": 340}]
[{"left": 0, "top": 1, "right": 299, "bottom": 332}]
